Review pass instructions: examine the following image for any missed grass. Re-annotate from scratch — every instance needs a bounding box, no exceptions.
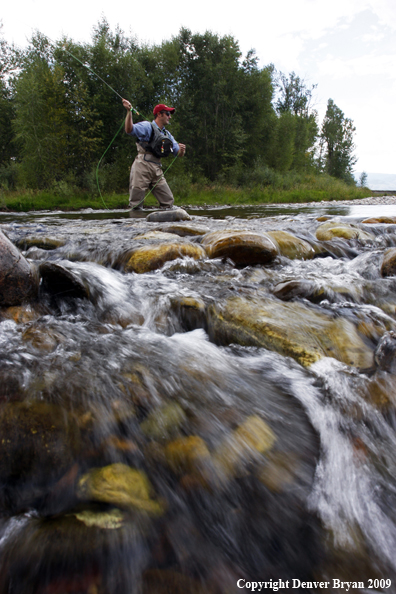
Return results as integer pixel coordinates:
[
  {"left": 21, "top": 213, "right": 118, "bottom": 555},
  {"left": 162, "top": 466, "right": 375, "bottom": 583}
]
[{"left": 0, "top": 179, "right": 374, "bottom": 213}]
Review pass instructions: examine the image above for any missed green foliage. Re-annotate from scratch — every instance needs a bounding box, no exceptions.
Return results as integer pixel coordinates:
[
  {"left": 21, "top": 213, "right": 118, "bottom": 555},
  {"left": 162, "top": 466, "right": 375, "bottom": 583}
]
[
  {"left": 319, "top": 98, "right": 356, "bottom": 183},
  {"left": 0, "top": 19, "right": 361, "bottom": 200}
]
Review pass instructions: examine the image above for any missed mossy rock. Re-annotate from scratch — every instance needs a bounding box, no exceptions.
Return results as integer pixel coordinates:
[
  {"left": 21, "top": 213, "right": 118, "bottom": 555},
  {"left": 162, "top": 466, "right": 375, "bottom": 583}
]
[
  {"left": 267, "top": 230, "right": 315, "bottom": 260},
  {"left": 201, "top": 230, "right": 278, "bottom": 266},
  {"left": 381, "top": 248, "right": 396, "bottom": 277},
  {"left": 0, "top": 230, "right": 38, "bottom": 306},
  {"left": 315, "top": 221, "right": 374, "bottom": 242},
  {"left": 124, "top": 243, "right": 206, "bottom": 273},
  {"left": 77, "top": 463, "right": 164, "bottom": 515},
  {"left": 208, "top": 296, "right": 374, "bottom": 370}
]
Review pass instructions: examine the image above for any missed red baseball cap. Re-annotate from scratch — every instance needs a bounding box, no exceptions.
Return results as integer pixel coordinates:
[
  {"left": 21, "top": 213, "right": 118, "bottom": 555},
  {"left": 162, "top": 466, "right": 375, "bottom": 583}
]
[{"left": 153, "top": 103, "right": 175, "bottom": 115}]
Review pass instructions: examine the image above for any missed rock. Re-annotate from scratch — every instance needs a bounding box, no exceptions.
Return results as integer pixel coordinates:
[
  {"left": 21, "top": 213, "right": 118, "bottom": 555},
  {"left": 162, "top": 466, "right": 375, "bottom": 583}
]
[
  {"left": 39, "top": 261, "right": 90, "bottom": 301},
  {"left": 374, "top": 331, "right": 396, "bottom": 373},
  {"left": 208, "top": 296, "right": 375, "bottom": 370},
  {"left": 140, "top": 402, "right": 187, "bottom": 440},
  {"left": 381, "top": 248, "right": 396, "bottom": 277},
  {"left": 362, "top": 216, "right": 396, "bottom": 224},
  {"left": 170, "top": 295, "right": 207, "bottom": 331},
  {"left": 266, "top": 230, "right": 315, "bottom": 260},
  {"left": 16, "top": 236, "right": 66, "bottom": 251},
  {"left": 165, "top": 435, "right": 211, "bottom": 474},
  {"left": 124, "top": 243, "right": 206, "bottom": 273},
  {"left": 0, "top": 401, "right": 80, "bottom": 507},
  {"left": 74, "top": 508, "right": 125, "bottom": 530},
  {"left": 146, "top": 208, "right": 191, "bottom": 222},
  {"left": 273, "top": 279, "right": 322, "bottom": 302},
  {"left": 22, "top": 323, "right": 66, "bottom": 352},
  {"left": 214, "top": 415, "right": 276, "bottom": 477},
  {"left": 77, "top": 462, "right": 164, "bottom": 514},
  {"left": 0, "top": 229, "right": 38, "bottom": 306},
  {"left": 1, "top": 304, "right": 43, "bottom": 324},
  {"left": 201, "top": 230, "right": 278, "bottom": 266},
  {"left": 158, "top": 223, "right": 211, "bottom": 237},
  {"left": 315, "top": 221, "right": 374, "bottom": 242}
]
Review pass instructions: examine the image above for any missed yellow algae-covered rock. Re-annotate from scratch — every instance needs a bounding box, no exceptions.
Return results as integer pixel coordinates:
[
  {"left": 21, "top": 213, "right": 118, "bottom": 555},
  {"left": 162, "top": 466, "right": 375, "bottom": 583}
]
[
  {"left": 266, "top": 230, "right": 315, "bottom": 260},
  {"left": 208, "top": 296, "right": 374, "bottom": 370},
  {"left": 77, "top": 463, "right": 164, "bottom": 514},
  {"left": 165, "top": 435, "right": 211, "bottom": 474},
  {"left": 125, "top": 243, "right": 206, "bottom": 273},
  {"left": 201, "top": 230, "right": 278, "bottom": 266},
  {"left": 381, "top": 248, "right": 396, "bottom": 277},
  {"left": 362, "top": 216, "right": 396, "bottom": 224},
  {"left": 315, "top": 221, "right": 374, "bottom": 242},
  {"left": 214, "top": 415, "right": 276, "bottom": 477}
]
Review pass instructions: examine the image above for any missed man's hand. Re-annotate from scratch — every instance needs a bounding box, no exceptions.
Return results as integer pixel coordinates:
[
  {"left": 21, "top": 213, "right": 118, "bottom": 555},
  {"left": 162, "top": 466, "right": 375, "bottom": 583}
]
[
  {"left": 178, "top": 143, "right": 186, "bottom": 157},
  {"left": 122, "top": 98, "right": 132, "bottom": 111}
]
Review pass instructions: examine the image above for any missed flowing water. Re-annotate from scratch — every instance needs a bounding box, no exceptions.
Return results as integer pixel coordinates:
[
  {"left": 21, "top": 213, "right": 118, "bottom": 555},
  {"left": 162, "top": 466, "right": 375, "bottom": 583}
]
[{"left": 1, "top": 204, "right": 396, "bottom": 593}]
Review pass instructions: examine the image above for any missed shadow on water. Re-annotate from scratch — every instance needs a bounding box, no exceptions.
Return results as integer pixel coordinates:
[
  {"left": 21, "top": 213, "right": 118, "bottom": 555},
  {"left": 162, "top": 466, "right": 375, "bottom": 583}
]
[{"left": 1, "top": 203, "right": 396, "bottom": 592}]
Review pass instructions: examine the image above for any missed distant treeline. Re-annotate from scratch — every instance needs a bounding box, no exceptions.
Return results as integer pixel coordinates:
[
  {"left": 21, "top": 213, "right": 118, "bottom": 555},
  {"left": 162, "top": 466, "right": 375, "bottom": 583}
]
[{"left": 0, "top": 18, "right": 359, "bottom": 195}]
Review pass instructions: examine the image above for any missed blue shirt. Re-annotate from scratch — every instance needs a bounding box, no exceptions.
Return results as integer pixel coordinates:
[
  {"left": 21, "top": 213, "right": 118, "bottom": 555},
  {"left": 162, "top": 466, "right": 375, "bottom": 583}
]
[{"left": 128, "top": 120, "right": 180, "bottom": 155}]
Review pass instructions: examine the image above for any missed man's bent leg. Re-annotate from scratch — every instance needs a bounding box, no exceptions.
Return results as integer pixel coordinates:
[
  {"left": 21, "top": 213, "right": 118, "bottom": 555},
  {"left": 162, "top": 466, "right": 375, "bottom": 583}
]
[{"left": 152, "top": 177, "right": 174, "bottom": 208}]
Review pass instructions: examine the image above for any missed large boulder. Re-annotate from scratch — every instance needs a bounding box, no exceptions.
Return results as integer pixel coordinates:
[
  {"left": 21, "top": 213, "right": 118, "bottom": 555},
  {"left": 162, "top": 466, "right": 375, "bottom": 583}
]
[
  {"left": 201, "top": 230, "right": 278, "bottom": 266},
  {"left": 208, "top": 296, "right": 375, "bottom": 370},
  {"left": 0, "top": 230, "right": 38, "bottom": 306}
]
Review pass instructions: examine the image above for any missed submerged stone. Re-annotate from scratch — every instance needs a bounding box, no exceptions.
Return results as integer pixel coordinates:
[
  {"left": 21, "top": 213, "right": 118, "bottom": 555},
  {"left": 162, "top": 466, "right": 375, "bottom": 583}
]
[
  {"left": 165, "top": 435, "right": 211, "bottom": 474},
  {"left": 208, "top": 296, "right": 375, "bottom": 370},
  {"left": 77, "top": 462, "right": 164, "bottom": 514},
  {"left": 16, "top": 236, "right": 66, "bottom": 251},
  {"left": 0, "top": 230, "right": 38, "bottom": 306},
  {"left": 124, "top": 243, "right": 206, "bottom": 273},
  {"left": 0, "top": 401, "right": 80, "bottom": 507},
  {"left": 140, "top": 402, "right": 187, "bottom": 440},
  {"left": 214, "top": 415, "right": 276, "bottom": 477},
  {"left": 201, "top": 230, "right": 278, "bottom": 266}
]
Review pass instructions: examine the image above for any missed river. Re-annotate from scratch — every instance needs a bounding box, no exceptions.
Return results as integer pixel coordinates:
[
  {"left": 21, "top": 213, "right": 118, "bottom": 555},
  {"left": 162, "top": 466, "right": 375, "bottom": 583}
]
[{"left": 1, "top": 202, "right": 396, "bottom": 593}]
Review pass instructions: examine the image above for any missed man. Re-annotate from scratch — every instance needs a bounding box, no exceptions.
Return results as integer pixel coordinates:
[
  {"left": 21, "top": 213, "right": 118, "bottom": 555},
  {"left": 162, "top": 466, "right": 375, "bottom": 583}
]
[{"left": 122, "top": 99, "right": 186, "bottom": 210}]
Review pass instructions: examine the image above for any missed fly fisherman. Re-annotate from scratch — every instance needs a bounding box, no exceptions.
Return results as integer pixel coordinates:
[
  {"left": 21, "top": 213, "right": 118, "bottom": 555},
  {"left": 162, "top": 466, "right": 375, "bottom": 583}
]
[{"left": 122, "top": 99, "right": 186, "bottom": 210}]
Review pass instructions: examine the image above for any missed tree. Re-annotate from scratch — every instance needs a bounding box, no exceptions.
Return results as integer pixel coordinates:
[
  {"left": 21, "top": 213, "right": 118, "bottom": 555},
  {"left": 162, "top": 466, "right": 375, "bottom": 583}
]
[
  {"left": 273, "top": 71, "right": 318, "bottom": 172},
  {"left": 319, "top": 99, "right": 356, "bottom": 183}
]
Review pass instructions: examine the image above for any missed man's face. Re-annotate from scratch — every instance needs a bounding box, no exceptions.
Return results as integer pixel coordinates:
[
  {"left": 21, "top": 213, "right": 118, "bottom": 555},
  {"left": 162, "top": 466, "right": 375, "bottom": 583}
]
[{"left": 157, "top": 110, "right": 172, "bottom": 126}]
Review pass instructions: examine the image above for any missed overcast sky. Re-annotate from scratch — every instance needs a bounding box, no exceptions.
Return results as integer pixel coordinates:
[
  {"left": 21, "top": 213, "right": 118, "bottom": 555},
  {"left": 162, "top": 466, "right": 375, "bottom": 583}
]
[{"left": 2, "top": 0, "right": 395, "bottom": 176}]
